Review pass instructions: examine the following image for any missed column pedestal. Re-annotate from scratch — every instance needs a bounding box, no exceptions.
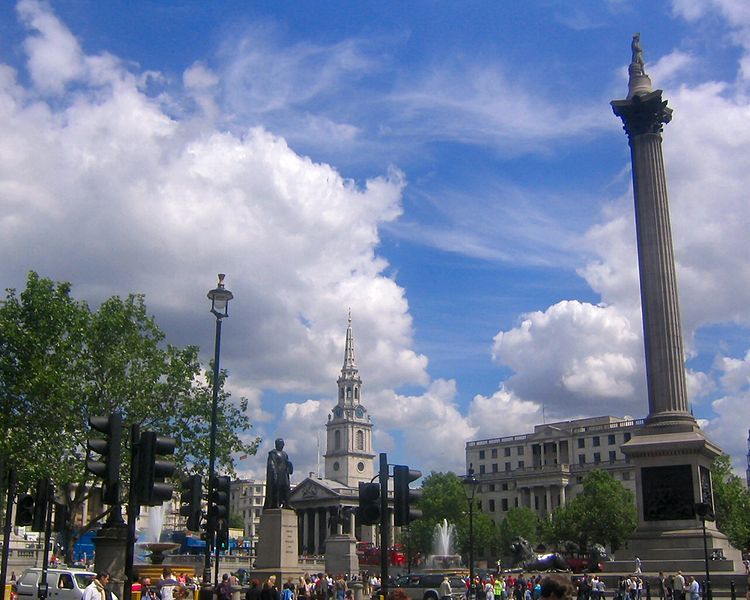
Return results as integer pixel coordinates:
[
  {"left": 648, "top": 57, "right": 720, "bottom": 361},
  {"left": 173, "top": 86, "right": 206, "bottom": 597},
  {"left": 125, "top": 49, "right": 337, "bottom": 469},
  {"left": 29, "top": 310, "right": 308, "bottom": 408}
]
[
  {"left": 325, "top": 535, "right": 358, "bottom": 578},
  {"left": 254, "top": 509, "right": 303, "bottom": 584},
  {"left": 93, "top": 524, "right": 128, "bottom": 600}
]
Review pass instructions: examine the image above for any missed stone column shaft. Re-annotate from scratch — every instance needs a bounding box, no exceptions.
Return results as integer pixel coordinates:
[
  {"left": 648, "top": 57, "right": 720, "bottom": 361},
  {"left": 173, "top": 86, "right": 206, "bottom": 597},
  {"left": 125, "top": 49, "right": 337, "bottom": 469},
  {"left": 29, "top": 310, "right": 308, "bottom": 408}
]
[{"left": 612, "top": 90, "right": 695, "bottom": 429}]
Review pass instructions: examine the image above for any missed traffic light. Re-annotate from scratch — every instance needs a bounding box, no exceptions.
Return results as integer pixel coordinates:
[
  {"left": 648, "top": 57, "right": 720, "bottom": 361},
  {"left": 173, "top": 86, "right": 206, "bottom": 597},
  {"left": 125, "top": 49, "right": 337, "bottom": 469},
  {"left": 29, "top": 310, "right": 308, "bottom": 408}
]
[
  {"left": 393, "top": 465, "right": 423, "bottom": 526},
  {"left": 180, "top": 474, "right": 202, "bottom": 531},
  {"left": 53, "top": 501, "right": 69, "bottom": 532},
  {"left": 86, "top": 413, "right": 123, "bottom": 505},
  {"left": 358, "top": 481, "right": 381, "bottom": 526},
  {"left": 15, "top": 493, "right": 34, "bottom": 526},
  {"left": 32, "top": 478, "right": 51, "bottom": 532},
  {"left": 215, "top": 519, "right": 229, "bottom": 551},
  {"left": 137, "top": 431, "right": 176, "bottom": 506},
  {"left": 209, "top": 475, "right": 230, "bottom": 521}
]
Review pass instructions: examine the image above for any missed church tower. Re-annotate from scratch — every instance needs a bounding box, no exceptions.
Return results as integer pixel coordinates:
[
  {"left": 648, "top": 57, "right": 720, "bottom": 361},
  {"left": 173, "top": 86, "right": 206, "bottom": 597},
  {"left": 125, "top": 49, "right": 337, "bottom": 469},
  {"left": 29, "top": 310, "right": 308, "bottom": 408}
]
[{"left": 324, "top": 312, "right": 375, "bottom": 487}]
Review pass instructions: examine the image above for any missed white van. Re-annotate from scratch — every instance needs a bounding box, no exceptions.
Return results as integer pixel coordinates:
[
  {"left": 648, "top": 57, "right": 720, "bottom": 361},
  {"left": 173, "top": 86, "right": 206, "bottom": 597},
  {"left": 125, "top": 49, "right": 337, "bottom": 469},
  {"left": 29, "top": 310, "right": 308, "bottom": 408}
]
[{"left": 14, "top": 568, "right": 97, "bottom": 600}]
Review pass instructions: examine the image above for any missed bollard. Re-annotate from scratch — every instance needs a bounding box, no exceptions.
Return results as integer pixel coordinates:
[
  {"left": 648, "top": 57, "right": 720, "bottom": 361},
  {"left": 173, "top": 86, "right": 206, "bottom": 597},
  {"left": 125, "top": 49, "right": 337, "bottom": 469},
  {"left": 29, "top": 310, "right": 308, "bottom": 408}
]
[{"left": 730, "top": 580, "right": 736, "bottom": 600}]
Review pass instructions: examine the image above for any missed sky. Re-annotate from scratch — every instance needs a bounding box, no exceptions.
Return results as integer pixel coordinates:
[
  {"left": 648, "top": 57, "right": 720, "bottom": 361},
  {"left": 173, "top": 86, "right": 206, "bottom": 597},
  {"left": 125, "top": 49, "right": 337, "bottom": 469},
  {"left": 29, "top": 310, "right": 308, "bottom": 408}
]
[{"left": 1, "top": 0, "right": 749, "bottom": 484}]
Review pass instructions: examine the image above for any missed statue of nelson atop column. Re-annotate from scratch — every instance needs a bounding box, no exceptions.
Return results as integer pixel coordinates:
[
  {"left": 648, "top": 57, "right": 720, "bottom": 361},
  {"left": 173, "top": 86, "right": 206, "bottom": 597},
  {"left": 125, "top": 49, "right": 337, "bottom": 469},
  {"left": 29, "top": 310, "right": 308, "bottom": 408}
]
[{"left": 263, "top": 438, "right": 294, "bottom": 509}]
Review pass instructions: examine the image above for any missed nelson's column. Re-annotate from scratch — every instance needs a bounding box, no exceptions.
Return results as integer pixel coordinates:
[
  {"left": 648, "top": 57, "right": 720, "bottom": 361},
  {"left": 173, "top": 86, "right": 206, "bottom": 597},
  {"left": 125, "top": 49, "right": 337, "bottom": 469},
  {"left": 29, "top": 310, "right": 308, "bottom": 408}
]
[{"left": 612, "top": 35, "right": 741, "bottom": 568}]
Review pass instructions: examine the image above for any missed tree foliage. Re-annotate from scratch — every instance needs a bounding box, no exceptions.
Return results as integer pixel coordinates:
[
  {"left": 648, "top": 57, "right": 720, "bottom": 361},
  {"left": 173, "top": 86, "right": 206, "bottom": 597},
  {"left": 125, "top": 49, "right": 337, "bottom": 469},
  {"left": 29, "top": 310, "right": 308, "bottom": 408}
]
[
  {"left": 711, "top": 454, "right": 750, "bottom": 550},
  {"left": 548, "top": 469, "right": 636, "bottom": 552},
  {"left": 498, "top": 507, "right": 542, "bottom": 557},
  {"left": 0, "top": 272, "right": 259, "bottom": 559}
]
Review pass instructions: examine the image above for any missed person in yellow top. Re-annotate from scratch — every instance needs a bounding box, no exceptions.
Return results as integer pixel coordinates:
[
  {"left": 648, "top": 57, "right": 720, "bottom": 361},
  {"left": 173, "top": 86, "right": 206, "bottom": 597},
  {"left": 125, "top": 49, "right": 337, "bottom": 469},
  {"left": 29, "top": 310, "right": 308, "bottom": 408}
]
[{"left": 494, "top": 577, "right": 505, "bottom": 600}]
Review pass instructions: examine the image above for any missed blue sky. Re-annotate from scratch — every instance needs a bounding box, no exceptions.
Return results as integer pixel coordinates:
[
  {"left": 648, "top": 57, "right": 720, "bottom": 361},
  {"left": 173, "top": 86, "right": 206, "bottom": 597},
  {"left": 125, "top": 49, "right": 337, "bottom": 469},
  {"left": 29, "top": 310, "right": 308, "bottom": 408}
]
[{"left": 1, "top": 0, "right": 749, "bottom": 482}]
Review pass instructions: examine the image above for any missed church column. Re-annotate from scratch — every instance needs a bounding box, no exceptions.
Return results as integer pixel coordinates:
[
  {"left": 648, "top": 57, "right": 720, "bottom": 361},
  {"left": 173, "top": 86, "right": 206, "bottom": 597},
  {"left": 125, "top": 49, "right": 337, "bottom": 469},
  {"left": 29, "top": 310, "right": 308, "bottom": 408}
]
[
  {"left": 313, "top": 509, "right": 320, "bottom": 553},
  {"left": 545, "top": 487, "right": 552, "bottom": 518},
  {"left": 560, "top": 484, "right": 567, "bottom": 508},
  {"left": 300, "top": 509, "right": 310, "bottom": 553},
  {"left": 349, "top": 509, "right": 356, "bottom": 535}
]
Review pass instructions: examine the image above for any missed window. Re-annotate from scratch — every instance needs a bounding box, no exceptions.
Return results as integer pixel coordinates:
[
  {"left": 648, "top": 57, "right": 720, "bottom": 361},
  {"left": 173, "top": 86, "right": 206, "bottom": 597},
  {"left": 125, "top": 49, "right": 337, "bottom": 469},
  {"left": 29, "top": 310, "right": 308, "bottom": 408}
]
[
  {"left": 622, "top": 471, "right": 631, "bottom": 481},
  {"left": 577, "top": 438, "right": 585, "bottom": 449},
  {"left": 578, "top": 455, "right": 585, "bottom": 465},
  {"left": 518, "top": 460, "right": 525, "bottom": 469},
  {"left": 479, "top": 464, "right": 485, "bottom": 474},
  {"left": 505, "top": 462, "right": 511, "bottom": 472},
  {"left": 491, "top": 448, "right": 498, "bottom": 458},
  {"left": 356, "top": 430, "right": 364, "bottom": 450},
  {"left": 489, "top": 499, "right": 496, "bottom": 512},
  {"left": 479, "top": 450, "right": 485, "bottom": 459},
  {"left": 515, "top": 497, "right": 519, "bottom": 508},
  {"left": 593, "top": 452, "right": 601, "bottom": 464},
  {"left": 593, "top": 436, "right": 600, "bottom": 447},
  {"left": 504, "top": 447, "right": 511, "bottom": 457},
  {"left": 502, "top": 498, "right": 509, "bottom": 511},
  {"left": 608, "top": 434, "right": 616, "bottom": 445},
  {"left": 354, "top": 387, "right": 359, "bottom": 399},
  {"left": 624, "top": 432, "right": 632, "bottom": 442},
  {"left": 492, "top": 463, "right": 498, "bottom": 473},
  {"left": 489, "top": 484, "right": 496, "bottom": 491},
  {"left": 335, "top": 430, "right": 341, "bottom": 450},
  {"left": 609, "top": 450, "right": 617, "bottom": 463},
  {"left": 501, "top": 483, "right": 509, "bottom": 491},
  {"left": 517, "top": 446, "right": 524, "bottom": 455},
  {"left": 576, "top": 476, "right": 583, "bottom": 484}
]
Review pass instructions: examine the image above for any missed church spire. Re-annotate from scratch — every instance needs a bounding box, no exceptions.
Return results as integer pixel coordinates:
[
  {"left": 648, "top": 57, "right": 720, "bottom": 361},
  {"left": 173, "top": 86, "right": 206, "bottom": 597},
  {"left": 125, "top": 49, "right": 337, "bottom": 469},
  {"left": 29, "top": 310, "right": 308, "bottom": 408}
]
[{"left": 342, "top": 308, "right": 357, "bottom": 375}]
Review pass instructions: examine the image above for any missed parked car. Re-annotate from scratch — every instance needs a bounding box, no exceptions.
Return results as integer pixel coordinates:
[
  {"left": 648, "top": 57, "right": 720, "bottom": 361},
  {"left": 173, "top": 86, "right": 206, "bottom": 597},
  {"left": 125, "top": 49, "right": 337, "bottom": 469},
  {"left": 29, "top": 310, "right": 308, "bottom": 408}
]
[
  {"left": 14, "top": 568, "right": 97, "bottom": 600},
  {"left": 392, "top": 573, "right": 466, "bottom": 600}
]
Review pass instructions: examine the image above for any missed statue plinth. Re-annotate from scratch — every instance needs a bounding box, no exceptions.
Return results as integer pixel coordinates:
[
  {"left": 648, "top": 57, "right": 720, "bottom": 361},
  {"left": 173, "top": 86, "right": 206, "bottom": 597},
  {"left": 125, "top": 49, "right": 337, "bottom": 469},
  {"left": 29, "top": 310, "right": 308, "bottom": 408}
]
[
  {"left": 325, "top": 535, "right": 358, "bottom": 577},
  {"left": 253, "top": 508, "right": 303, "bottom": 583}
]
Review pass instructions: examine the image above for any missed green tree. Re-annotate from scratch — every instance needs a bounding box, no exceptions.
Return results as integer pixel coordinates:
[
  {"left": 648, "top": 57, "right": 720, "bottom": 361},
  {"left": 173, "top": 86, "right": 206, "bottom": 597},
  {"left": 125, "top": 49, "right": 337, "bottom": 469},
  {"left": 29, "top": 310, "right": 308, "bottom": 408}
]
[
  {"left": 0, "top": 272, "right": 259, "bottom": 561},
  {"left": 405, "top": 472, "right": 497, "bottom": 561},
  {"left": 548, "top": 469, "right": 636, "bottom": 552},
  {"left": 498, "top": 507, "right": 542, "bottom": 557},
  {"left": 711, "top": 454, "right": 750, "bottom": 550}
]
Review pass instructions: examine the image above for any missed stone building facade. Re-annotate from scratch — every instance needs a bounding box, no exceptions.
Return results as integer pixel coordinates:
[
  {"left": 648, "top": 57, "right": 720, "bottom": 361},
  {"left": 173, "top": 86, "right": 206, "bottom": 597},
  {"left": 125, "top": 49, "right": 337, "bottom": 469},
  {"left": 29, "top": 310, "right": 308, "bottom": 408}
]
[
  {"left": 230, "top": 478, "right": 266, "bottom": 552},
  {"left": 465, "top": 416, "right": 642, "bottom": 524}
]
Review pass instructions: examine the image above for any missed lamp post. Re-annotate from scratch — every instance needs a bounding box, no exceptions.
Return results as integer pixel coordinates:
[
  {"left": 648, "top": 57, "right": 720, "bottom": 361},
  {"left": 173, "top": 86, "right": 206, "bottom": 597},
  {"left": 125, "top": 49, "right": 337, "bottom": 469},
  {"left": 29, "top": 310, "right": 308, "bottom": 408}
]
[
  {"left": 694, "top": 502, "right": 712, "bottom": 600},
  {"left": 201, "top": 274, "right": 233, "bottom": 598},
  {"left": 462, "top": 467, "right": 479, "bottom": 600}
]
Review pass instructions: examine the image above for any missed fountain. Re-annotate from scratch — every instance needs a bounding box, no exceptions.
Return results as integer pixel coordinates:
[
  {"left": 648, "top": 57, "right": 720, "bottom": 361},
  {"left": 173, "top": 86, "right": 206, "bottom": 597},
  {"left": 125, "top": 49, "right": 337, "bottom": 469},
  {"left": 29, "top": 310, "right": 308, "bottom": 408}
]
[
  {"left": 424, "top": 519, "right": 463, "bottom": 571},
  {"left": 132, "top": 503, "right": 195, "bottom": 582}
]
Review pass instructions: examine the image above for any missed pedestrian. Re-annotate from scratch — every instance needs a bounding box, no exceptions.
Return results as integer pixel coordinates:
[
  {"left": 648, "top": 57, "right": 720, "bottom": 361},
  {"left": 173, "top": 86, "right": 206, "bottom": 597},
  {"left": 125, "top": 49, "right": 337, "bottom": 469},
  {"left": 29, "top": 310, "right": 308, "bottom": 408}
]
[
  {"left": 158, "top": 568, "right": 180, "bottom": 600},
  {"left": 673, "top": 572, "right": 685, "bottom": 600},
  {"left": 687, "top": 577, "right": 699, "bottom": 600},
  {"left": 540, "top": 575, "right": 574, "bottom": 600},
  {"left": 441, "top": 576, "right": 452, "bottom": 600},
  {"left": 247, "top": 580, "right": 262, "bottom": 600},
  {"left": 634, "top": 558, "right": 641, "bottom": 575},
  {"left": 82, "top": 571, "right": 111, "bottom": 600},
  {"left": 657, "top": 573, "right": 666, "bottom": 600}
]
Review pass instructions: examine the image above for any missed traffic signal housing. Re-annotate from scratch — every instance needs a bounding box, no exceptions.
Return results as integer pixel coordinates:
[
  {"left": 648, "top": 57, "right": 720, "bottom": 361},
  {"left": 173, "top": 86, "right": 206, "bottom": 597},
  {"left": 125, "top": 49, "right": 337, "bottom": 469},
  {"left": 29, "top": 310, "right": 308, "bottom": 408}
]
[
  {"left": 15, "top": 493, "right": 34, "bottom": 526},
  {"left": 86, "top": 413, "right": 123, "bottom": 505},
  {"left": 53, "top": 501, "right": 69, "bottom": 532},
  {"left": 137, "top": 431, "right": 176, "bottom": 506},
  {"left": 358, "top": 481, "right": 381, "bottom": 526},
  {"left": 32, "top": 478, "right": 50, "bottom": 532},
  {"left": 180, "top": 474, "right": 203, "bottom": 531},
  {"left": 209, "top": 475, "right": 231, "bottom": 521},
  {"left": 393, "top": 465, "right": 422, "bottom": 526}
]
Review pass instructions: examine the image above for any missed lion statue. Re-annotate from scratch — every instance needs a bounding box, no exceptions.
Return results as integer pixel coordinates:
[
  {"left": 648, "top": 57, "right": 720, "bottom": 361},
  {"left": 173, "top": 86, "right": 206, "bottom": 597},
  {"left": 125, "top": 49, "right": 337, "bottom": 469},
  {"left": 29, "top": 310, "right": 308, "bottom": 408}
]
[{"left": 510, "top": 537, "right": 570, "bottom": 572}]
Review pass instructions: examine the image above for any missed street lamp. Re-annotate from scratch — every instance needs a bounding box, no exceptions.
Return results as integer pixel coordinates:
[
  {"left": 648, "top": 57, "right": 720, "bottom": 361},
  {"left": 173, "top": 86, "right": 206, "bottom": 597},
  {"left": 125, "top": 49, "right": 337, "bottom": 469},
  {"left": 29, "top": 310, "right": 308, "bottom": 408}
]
[
  {"left": 694, "top": 502, "right": 713, "bottom": 600},
  {"left": 462, "top": 467, "right": 480, "bottom": 599},
  {"left": 201, "top": 274, "right": 233, "bottom": 598}
]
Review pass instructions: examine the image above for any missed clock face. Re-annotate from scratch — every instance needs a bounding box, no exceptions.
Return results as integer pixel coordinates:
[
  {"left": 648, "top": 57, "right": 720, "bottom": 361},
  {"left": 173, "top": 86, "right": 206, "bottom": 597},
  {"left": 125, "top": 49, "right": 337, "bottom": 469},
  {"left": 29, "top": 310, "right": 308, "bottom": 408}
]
[
  {"left": 333, "top": 407, "right": 343, "bottom": 418},
  {"left": 355, "top": 406, "right": 364, "bottom": 418},
  {"left": 357, "top": 462, "right": 365, "bottom": 472}
]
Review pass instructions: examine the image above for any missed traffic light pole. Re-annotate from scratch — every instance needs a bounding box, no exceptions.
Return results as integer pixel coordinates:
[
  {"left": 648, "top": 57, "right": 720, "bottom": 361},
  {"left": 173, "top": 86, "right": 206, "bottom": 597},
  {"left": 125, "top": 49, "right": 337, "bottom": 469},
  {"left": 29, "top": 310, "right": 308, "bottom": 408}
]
[
  {"left": 38, "top": 481, "right": 53, "bottom": 600},
  {"left": 0, "top": 467, "right": 17, "bottom": 600},
  {"left": 378, "top": 453, "right": 389, "bottom": 599},
  {"left": 124, "top": 424, "right": 141, "bottom": 600}
]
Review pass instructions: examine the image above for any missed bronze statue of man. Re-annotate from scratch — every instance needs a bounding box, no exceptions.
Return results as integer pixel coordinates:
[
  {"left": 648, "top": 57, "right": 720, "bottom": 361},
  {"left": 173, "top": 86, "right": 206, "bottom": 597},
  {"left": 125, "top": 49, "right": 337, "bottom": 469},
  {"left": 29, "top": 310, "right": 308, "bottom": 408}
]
[{"left": 263, "top": 438, "right": 293, "bottom": 509}]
